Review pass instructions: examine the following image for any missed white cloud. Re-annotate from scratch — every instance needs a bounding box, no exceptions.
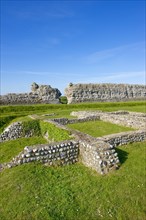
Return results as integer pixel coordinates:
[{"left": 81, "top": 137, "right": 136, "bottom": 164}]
[
  {"left": 73, "top": 71, "right": 146, "bottom": 85},
  {"left": 86, "top": 42, "right": 145, "bottom": 64}
]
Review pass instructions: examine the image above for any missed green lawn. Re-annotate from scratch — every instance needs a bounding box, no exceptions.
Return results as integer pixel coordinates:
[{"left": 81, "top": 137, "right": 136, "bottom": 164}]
[
  {"left": 67, "top": 120, "right": 134, "bottom": 137},
  {"left": 0, "top": 101, "right": 145, "bottom": 132},
  {"left": 0, "top": 137, "right": 47, "bottom": 164},
  {"left": 0, "top": 101, "right": 145, "bottom": 220},
  {"left": 0, "top": 121, "right": 72, "bottom": 164},
  {"left": 0, "top": 141, "right": 145, "bottom": 220}
]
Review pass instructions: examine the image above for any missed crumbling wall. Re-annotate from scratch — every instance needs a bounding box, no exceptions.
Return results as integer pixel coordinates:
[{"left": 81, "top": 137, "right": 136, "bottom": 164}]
[
  {"left": 0, "top": 82, "right": 61, "bottom": 105},
  {"left": 65, "top": 83, "right": 146, "bottom": 104}
]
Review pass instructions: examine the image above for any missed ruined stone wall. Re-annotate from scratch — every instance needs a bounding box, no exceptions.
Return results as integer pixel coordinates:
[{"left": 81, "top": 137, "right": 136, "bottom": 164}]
[
  {"left": 0, "top": 122, "right": 33, "bottom": 142},
  {"left": 65, "top": 83, "right": 146, "bottom": 104},
  {"left": 79, "top": 140, "right": 119, "bottom": 174},
  {"left": 50, "top": 116, "right": 100, "bottom": 125},
  {"left": 97, "top": 130, "right": 146, "bottom": 147},
  {"left": 0, "top": 82, "right": 61, "bottom": 105},
  {"left": 1, "top": 140, "right": 79, "bottom": 169},
  {"left": 71, "top": 111, "right": 146, "bottom": 130}
]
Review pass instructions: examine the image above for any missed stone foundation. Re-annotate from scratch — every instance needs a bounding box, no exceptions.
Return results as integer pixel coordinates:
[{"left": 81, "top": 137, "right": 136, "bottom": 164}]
[
  {"left": 50, "top": 116, "right": 100, "bottom": 125},
  {"left": 1, "top": 110, "right": 145, "bottom": 174},
  {"left": 71, "top": 110, "right": 146, "bottom": 130}
]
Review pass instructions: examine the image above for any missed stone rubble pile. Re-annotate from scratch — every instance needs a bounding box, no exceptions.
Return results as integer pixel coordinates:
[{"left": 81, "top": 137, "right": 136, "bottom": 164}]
[{"left": 65, "top": 83, "right": 146, "bottom": 104}]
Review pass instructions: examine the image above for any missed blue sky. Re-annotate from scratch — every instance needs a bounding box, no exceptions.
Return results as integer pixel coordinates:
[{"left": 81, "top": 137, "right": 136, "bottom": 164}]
[{"left": 1, "top": 0, "right": 145, "bottom": 95}]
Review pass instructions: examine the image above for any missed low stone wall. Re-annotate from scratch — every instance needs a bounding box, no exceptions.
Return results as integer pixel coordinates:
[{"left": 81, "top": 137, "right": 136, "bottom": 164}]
[
  {"left": 0, "top": 82, "right": 61, "bottom": 105},
  {"left": 65, "top": 83, "right": 146, "bottom": 104},
  {"left": 0, "top": 122, "right": 23, "bottom": 142},
  {"left": 98, "top": 130, "right": 146, "bottom": 147},
  {"left": 1, "top": 140, "right": 79, "bottom": 169},
  {"left": 0, "top": 122, "right": 34, "bottom": 143},
  {"left": 1, "top": 111, "right": 145, "bottom": 175},
  {"left": 70, "top": 128, "right": 146, "bottom": 174},
  {"left": 79, "top": 140, "right": 119, "bottom": 174},
  {"left": 50, "top": 116, "right": 100, "bottom": 125},
  {"left": 71, "top": 110, "right": 146, "bottom": 130}
]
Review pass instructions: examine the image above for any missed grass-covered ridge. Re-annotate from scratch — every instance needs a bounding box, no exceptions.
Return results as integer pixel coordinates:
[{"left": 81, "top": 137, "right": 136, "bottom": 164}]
[
  {"left": 0, "top": 101, "right": 145, "bottom": 132},
  {"left": 0, "top": 116, "right": 17, "bottom": 133},
  {"left": 0, "top": 141, "right": 145, "bottom": 220},
  {"left": 0, "top": 101, "right": 145, "bottom": 117}
]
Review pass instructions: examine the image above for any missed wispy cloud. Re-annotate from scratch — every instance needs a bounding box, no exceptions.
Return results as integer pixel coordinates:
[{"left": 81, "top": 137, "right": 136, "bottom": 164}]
[
  {"left": 1, "top": 70, "right": 80, "bottom": 77},
  {"left": 73, "top": 71, "right": 146, "bottom": 85},
  {"left": 86, "top": 42, "right": 145, "bottom": 64},
  {"left": 10, "top": 4, "right": 74, "bottom": 21}
]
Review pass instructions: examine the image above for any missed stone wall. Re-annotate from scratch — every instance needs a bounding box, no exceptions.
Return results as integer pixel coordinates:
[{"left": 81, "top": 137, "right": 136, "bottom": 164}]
[
  {"left": 70, "top": 128, "right": 145, "bottom": 174},
  {"left": 50, "top": 116, "right": 100, "bottom": 125},
  {"left": 0, "top": 82, "right": 61, "bottom": 105},
  {"left": 71, "top": 111, "right": 146, "bottom": 130},
  {"left": 97, "top": 130, "right": 146, "bottom": 147},
  {"left": 79, "top": 140, "right": 119, "bottom": 174},
  {"left": 1, "top": 140, "right": 79, "bottom": 169},
  {"left": 1, "top": 110, "right": 145, "bottom": 174},
  {"left": 0, "top": 121, "right": 38, "bottom": 143},
  {"left": 65, "top": 83, "right": 146, "bottom": 104}
]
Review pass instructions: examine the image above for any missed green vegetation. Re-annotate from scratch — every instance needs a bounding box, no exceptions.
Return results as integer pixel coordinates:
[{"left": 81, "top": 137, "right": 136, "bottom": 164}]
[
  {"left": 40, "top": 121, "right": 72, "bottom": 142},
  {"left": 22, "top": 120, "right": 41, "bottom": 137},
  {"left": 0, "top": 137, "right": 47, "bottom": 164},
  {"left": 0, "top": 101, "right": 145, "bottom": 117},
  {"left": 0, "top": 116, "right": 17, "bottom": 133},
  {"left": 0, "top": 141, "right": 145, "bottom": 220},
  {"left": 0, "top": 101, "right": 145, "bottom": 131},
  {"left": 59, "top": 96, "right": 68, "bottom": 104},
  {"left": 67, "top": 120, "right": 134, "bottom": 137},
  {"left": 0, "top": 101, "right": 145, "bottom": 219}
]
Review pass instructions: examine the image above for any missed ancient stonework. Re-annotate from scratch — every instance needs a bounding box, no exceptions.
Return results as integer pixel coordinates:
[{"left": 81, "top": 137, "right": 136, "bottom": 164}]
[
  {"left": 70, "top": 110, "right": 146, "bottom": 130},
  {"left": 1, "top": 110, "right": 146, "bottom": 174},
  {"left": 1, "top": 140, "right": 79, "bottom": 169},
  {"left": 0, "top": 82, "right": 61, "bottom": 105},
  {"left": 65, "top": 83, "right": 146, "bottom": 104}
]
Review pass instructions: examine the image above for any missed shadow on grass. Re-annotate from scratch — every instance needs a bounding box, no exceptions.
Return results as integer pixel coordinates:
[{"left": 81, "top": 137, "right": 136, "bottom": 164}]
[{"left": 115, "top": 148, "right": 129, "bottom": 164}]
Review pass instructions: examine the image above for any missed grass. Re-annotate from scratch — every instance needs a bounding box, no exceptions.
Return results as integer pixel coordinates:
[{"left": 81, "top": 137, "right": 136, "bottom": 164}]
[
  {"left": 0, "top": 141, "right": 145, "bottom": 220},
  {"left": 0, "top": 120, "right": 72, "bottom": 164},
  {"left": 0, "top": 137, "right": 47, "bottom": 164},
  {"left": 67, "top": 120, "right": 134, "bottom": 137},
  {"left": 0, "top": 101, "right": 145, "bottom": 219},
  {"left": 0, "top": 101, "right": 145, "bottom": 117},
  {"left": 0, "top": 101, "right": 145, "bottom": 132},
  {"left": 0, "top": 116, "right": 17, "bottom": 133},
  {"left": 40, "top": 121, "right": 72, "bottom": 142}
]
